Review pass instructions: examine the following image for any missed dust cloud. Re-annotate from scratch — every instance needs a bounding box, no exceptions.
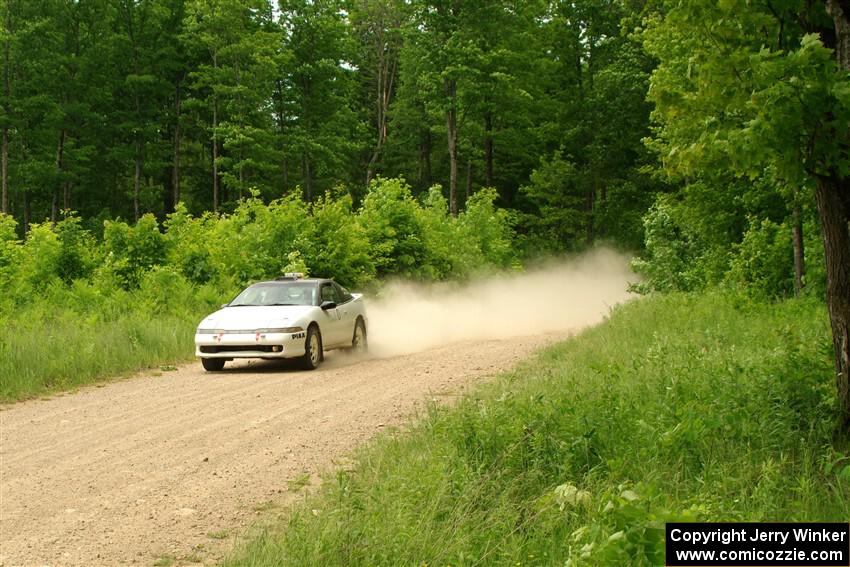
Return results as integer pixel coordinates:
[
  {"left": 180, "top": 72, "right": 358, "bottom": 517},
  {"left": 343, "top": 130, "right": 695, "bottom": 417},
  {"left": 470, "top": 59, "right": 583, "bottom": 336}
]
[{"left": 366, "top": 248, "right": 636, "bottom": 358}]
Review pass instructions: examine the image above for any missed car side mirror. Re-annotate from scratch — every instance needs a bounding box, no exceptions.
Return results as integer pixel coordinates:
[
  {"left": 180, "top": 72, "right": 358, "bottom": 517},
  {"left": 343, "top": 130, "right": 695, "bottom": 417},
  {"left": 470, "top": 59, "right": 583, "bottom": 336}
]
[{"left": 320, "top": 300, "right": 337, "bottom": 310}]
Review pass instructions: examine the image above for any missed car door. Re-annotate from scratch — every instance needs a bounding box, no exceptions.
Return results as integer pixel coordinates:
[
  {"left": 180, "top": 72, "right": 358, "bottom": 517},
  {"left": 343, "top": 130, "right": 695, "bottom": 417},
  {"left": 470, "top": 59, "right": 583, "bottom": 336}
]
[
  {"left": 318, "top": 282, "right": 344, "bottom": 346},
  {"left": 332, "top": 282, "right": 357, "bottom": 344}
]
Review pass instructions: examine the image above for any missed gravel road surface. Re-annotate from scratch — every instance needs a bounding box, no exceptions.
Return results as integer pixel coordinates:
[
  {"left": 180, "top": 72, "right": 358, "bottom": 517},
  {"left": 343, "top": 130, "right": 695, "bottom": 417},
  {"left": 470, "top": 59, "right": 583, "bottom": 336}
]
[{"left": 0, "top": 335, "right": 564, "bottom": 566}]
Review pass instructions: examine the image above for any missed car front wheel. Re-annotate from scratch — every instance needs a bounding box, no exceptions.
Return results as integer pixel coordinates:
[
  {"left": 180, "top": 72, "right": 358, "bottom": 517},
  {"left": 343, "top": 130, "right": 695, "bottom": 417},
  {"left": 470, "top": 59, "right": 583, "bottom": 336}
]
[
  {"left": 301, "top": 325, "right": 322, "bottom": 370},
  {"left": 201, "top": 358, "right": 225, "bottom": 372}
]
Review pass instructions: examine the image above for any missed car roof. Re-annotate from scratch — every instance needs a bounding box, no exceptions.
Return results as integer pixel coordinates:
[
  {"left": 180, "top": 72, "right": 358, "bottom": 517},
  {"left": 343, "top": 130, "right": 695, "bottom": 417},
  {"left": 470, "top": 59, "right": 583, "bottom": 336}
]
[{"left": 252, "top": 278, "right": 331, "bottom": 285}]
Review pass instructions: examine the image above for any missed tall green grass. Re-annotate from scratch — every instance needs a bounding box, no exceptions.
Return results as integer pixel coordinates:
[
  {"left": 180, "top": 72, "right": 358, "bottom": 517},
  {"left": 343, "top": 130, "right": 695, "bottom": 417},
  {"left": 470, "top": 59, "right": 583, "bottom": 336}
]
[
  {"left": 0, "top": 272, "right": 227, "bottom": 402},
  {"left": 225, "top": 292, "right": 849, "bottom": 566},
  {"left": 0, "top": 312, "right": 198, "bottom": 401}
]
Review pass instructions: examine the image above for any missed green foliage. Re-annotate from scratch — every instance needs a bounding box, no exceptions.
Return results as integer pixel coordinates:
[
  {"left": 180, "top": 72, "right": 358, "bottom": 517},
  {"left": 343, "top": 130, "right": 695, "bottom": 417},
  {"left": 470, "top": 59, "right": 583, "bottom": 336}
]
[
  {"left": 358, "top": 177, "right": 427, "bottom": 278},
  {"left": 725, "top": 218, "right": 795, "bottom": 299},
  {"left": 630, "top": 195, "right": 704, "bottom": 293},
  {"left": 224, "top": 292, "right": 847, "bottom": 566},
  {"left": 202, "top": 194, "right": 310, "bottom": 285},
  {"left": 638, "top": 0, "right": 848, "bottom": 308},
  {"left": 103, "top": 214, "right": 167, "bottom": 289},
  {"left": 163, "top": 204, "right": 219, "bottom": 285},
  {"left": 630, "top": 166, "right": 829, "bottom": 298},
  {"left": 282, "top": 250, "right": 310, "bottom": 277},
  {"left": 414, "top": 186, "right": 461, "bottom": 279},
  {"left": 298, "top": 194, "right": 375, "bottom": 288},
  {"left": 457, "top": 187, "right": 516, "bottom": 270},
  {"left": 18, "top": 223, "right": 62, "bottom": 293},
  {"left": 0, "top": 214, "right": 20, "bottom": 304},
  {"left": 2, "top": 0, "right": 657, "bottom": 257},
  {"left": 518, "top": 151, "right": 586, "bottom": 251},
  {"left": 55, "top": 214, "right": 97, "bottom": 284},
  {"left": 802, "top": 220, "right": 827, "bottom": 297}
]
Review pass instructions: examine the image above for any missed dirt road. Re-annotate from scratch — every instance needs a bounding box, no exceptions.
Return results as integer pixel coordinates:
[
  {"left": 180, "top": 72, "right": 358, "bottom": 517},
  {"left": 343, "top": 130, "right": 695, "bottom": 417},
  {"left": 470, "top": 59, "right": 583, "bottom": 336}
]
[{"left": 0, "top": 335, "right": 564, "bottom": 566}]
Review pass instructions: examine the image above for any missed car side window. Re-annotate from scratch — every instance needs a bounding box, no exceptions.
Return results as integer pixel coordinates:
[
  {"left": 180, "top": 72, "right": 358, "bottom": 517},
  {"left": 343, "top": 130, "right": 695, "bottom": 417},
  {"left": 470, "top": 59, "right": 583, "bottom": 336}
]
[
  {"left": 333, "top": 282, "right": 352, "bottom": 304},
  {"left": 321, "top": 283, "right": 337, "bottom": 304}
]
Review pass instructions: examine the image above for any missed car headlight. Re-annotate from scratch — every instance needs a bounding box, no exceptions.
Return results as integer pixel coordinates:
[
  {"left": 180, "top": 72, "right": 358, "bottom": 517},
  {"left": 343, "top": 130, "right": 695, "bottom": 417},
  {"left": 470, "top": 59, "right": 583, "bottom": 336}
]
[
  {"left": 257, "top": 327, "right": 304, "bottom": 333},
  {"left": 196, "top": 328, "right": 218, "bottom": 334}
]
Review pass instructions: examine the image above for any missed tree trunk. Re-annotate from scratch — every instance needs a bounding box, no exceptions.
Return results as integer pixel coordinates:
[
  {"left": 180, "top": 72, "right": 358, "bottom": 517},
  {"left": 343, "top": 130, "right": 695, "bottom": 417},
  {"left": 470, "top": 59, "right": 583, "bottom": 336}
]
[
  {"left": 813, "top": 177, "right": 850, "bottom": 430},
  {"left": 212, "top": 50, "right": 219, "bottom": 213},
  {"left": 238, "top": 156, "right": 244, "bottom": 201},
  {"left": 1, "top": 126, "right": 7, "bottom": 215},
  {"left": 827, "top": 0, "right": 850, "bottom": 69},
  {"left": 366, "top": 44, "right": 384, "bottom": 186},
  {"left": 171, "top": 75, "right": 182, "bottom": 210},
  {"left": 273, "top": 79, "right": 288, "bottom": 194},
  {"left": 585, "top": 184, "right": 595, "bottom": 245},
  {"left": 301, "top": 153, "right": 313, "bottom": 202},
  {"left": 465, "top": 158, "right": 472, "bottom": 204},
  {"left": 445, "top": 78, "right": 458, "bottom": 216},
  {"left": 22, "top": 184, "right": 29, "bottom": 233},
  {"left": 419, "top": 128, "right": 432, "bottom": 189},
  {"left": 212, "top": 107, "right": 219, "bottom": 212},
  {"left": 484, "top": 110, "right": 493, "bottom": 188},
  {"left": 148, "top": 176, "right": 154, "bottom": 212},
  {"left": 823, "top": 0, "right": 850, "bottom": 430},
  {"left": 366, "top": 35, "right": 397, "bottom": 186},
  {"left": 792, "top": 198, "right": 805, "bottom": 296},
  {"left": 133, "top": 140, "right": 141, "bottom": 222},
  {"left": 51, "top": 130, "right": 65, "bottom": 224},
  {"left": 366, "top": 139, "right": 381, "bottom": 186},
  {"left": 1, "top": 2, "right": 9, "bottom": 215}
]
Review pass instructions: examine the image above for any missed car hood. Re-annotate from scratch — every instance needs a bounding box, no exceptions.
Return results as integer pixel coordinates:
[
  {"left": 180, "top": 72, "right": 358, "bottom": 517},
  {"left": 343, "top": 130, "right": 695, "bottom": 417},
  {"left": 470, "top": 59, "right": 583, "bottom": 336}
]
[{"left": 198, "top": 305, "right": 315, "bottom": 330}]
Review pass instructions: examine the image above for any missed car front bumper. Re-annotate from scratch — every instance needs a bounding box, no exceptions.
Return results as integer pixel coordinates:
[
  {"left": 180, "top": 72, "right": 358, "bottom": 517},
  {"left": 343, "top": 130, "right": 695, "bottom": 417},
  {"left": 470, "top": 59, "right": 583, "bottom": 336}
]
[{"left": 195, "top": 330, "right": 307, "bottom": 359}]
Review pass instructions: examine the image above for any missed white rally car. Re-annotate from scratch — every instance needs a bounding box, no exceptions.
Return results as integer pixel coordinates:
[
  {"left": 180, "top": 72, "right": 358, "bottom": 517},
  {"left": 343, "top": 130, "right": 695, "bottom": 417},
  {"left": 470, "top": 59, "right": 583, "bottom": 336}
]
[{"left": 195, "top": 274, "right": 367, "bottom": 371}]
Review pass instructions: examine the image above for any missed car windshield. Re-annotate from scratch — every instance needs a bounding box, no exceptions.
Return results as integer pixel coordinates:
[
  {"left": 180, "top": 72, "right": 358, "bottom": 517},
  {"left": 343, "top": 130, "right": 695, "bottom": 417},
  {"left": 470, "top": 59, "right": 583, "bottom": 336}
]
[{"left": 228, "top": 282, "right": 317, "bottom": 307}]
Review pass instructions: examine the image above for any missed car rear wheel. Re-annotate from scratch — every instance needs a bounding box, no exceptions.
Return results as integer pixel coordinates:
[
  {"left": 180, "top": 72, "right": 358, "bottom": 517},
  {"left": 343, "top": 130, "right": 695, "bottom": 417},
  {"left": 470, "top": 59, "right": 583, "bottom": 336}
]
[
  {"left": 201, "top": 358, "right": 225, "bottom": 372},
  {"left": 351, "top": 318, "right": 367, "bottom": 354},
  {"left": 301, "top": 325, "right": 322, "bottom": 370}
]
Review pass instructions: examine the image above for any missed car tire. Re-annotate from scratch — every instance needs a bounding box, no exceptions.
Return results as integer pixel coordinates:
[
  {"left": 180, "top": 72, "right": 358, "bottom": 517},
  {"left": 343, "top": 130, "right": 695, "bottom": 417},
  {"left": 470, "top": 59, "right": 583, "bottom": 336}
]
[
  {"left": 201, "top": 358, "right": 225, "bottom": 372},
  {"left": 301, "top": 325, "right": 322, "bottom": 370},
  {"left": 351, "top": 318, "right": 367, "bottom": 354}
]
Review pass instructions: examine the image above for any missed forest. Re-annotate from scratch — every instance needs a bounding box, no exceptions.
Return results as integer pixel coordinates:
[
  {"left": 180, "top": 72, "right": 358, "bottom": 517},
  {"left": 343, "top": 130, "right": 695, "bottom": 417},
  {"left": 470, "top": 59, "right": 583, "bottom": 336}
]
[
  {"left": 1, "top": 0, "right": 849, "bottom": 426},
  {"left": 0, "top": 0, "right": 656, "bottom": 249}
]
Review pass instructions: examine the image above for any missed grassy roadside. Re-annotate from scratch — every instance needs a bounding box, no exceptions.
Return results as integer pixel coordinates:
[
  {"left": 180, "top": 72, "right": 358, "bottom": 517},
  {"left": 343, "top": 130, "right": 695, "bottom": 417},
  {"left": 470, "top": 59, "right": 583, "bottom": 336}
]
[
  {"left": 0, "top": 274, "right": 227, "bottom": 403},
  {"left": 224, "top": 292, "right": 849, "bottom": 566},
  {"left": 0, "top": 311, "right": 199, "bottom": 402}
]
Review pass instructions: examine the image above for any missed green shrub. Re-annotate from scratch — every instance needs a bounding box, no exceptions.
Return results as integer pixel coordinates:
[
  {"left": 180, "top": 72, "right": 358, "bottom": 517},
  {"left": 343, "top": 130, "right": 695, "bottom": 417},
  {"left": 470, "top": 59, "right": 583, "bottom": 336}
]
[
  {"left": 164, "top": 204, "right": 219, "bottom": 285},
  {"left": 725, "top": 217, "right": 794, "bottom": 298},
  {"left": 55, "top": 214, "right": 98, "bottom": 284},
  {"left": 415, "top": 186, "right": 463, "bottom": 279},
  {"left": 205, "top": 193, "right": 310, "bottom": 285},
  {"left": 458, "top": 187, "right": 517, "bottom": 271},
  {"left": 298, "top": 194, "right": 375, "bottom": 288},
  {"left": 518, "top": 151, "right": 586, "bottom": 251},
  {"left": 801, "top": 218, "right": 827, "bottom": 297},
  {"left": 0, "top": 214, "right": 20, "bottom": 304},
  {"left": 103, "top": 214, "right": 167, "bottom": 288},
  {"left": 630, "top": 195, "right": 702, "bottom": 292},
  {"left": 18, "top": 222, "right": 62, "bottom": 293},
  {"left": 137, "top": 266, "right": 195, "bottom": 316},
  {"left": 358, "top": 177, "right": 428, "bottom": 278}
]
